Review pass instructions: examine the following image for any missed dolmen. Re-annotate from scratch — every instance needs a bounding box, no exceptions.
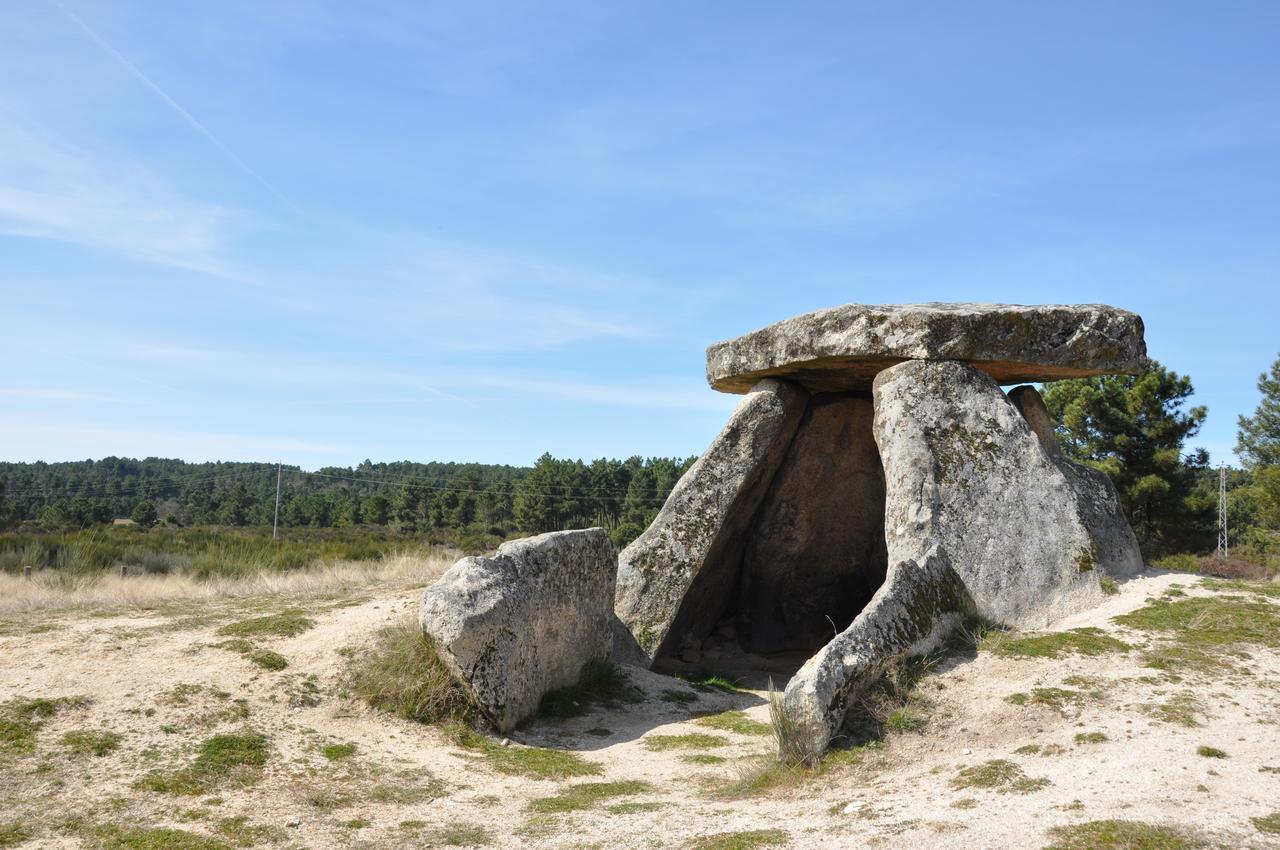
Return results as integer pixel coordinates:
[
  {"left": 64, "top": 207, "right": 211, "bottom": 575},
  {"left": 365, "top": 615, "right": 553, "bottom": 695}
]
[
  {"left": 421, "top": 302, "right": 1146, "bottom": 758},
  {"left": 614, "top": 303, "right": 1145, "bottom": 758}
]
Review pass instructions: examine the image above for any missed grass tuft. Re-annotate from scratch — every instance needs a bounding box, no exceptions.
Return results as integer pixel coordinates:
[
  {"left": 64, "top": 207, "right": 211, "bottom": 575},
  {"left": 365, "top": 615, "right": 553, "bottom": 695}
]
[
  {"left": 246, "top": 649, "right": 287, "bottom": 671},
  {"left": 134, "top": 732, "right": 269, "bottom": 795},
  {"left": 1195, "top": 745, "right": 1227, "bottom": 759},
  {"left": 1043, "top": 819, "right": 1206, "bottom": 849},
  {"left": 216, "top": 609, "right": 314, "bottom": 638},
  {"left": 1253, "top": 812, "right": 1280, "bottom": 834},
  {"left": 61, "top": 728, "right": 122, "bottom": 757},
  {"left": 695, "top": 710, "right": 770, "bottom": 736},
  {"left": 687, "top": 828, "right": 788, "bottom": 850},
  {"left": 1005, "top": 687, "right": 1086, "bottom": 715},
  {"left": 0, "top": 695, "right": 88, "bottom": 756},
  {"left": 643, "top": 732, "right": 729, "bottom": 752},
  {"left": 347, "top": 619, "right": 476, "bottom": 724},
  {"left": 321, "top": 742, "right": 357, "bottom": 761},
  {"left": 537, "top": 660, "right": 643, "bottom": 719},
  {"left": 982, "top": 627, "right": 1130, "bottom": 659},
  {"left": 0, "top": 822, "right": 33, "bottom": 848},
  {"left": 1074, "top": 732, "right": 1108, "bottom": 745},
  {"left": 950, "top": 760, "right": 1050, "bottom": 794},
  {"left": 528, "top": 780, "right": 651, "bottom": 813},
  {"left": 431, "top": 822, "right": 493, "bottom": 846},
  {"left": 83, "top": 824, "right": 234, "bottom": 850},
  {"left": 444, "top": 724, "right": 602, "bottom": 779}
]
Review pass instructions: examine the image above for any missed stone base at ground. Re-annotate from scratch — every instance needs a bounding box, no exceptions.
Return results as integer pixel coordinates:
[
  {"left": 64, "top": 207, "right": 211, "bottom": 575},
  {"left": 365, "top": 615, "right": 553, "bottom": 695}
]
[{"left": 420, "top": 528, "right": 617, "bottom": 732}]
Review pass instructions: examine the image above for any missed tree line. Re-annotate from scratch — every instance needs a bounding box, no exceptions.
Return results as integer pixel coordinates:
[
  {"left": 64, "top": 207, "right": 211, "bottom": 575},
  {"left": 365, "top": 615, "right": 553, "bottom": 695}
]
[
  {"left": 3, "top": 352, "right": 1279, "bottom": 569},
  {"left": 0, "top": 454, "right": 695, "bottom": 548}
]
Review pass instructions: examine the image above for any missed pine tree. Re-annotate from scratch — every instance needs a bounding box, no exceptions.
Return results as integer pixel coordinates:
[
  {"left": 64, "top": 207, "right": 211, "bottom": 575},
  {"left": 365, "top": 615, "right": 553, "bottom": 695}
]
[
  {"left": 1237, "top": 352, "right": 1280, "bottom": 468},
  {"left": 1042, "top": 361, "right": 1214, "bottom": 556}
]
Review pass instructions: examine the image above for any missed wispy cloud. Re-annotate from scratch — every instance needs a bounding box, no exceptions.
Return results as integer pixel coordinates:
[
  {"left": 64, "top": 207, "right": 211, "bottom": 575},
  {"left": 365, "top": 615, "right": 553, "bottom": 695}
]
[
  {"left": 0, "top": 121, "right": 238, "bottom": 274},
  {"left": 53, "top": 2, "right": 292, "bottom": 209}
]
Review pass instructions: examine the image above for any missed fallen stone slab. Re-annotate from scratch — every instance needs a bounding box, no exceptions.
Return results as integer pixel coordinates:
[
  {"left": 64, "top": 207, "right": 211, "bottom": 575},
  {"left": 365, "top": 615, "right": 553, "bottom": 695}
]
[
  {"left": 614, "top": 378, "right": 807, "bottom": 663},
  {"left": 420, "top": 528, "right": 617, "bottom": 732},
  {"left": 781, "top": 548, "right": 967, "bottom": 761},
  {"left": 706, "top": 302, "right": 1147, "bottom": 394}
]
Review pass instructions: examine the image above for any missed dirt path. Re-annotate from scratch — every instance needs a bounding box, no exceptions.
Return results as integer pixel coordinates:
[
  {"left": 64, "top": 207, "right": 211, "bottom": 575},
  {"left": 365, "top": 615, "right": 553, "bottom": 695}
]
[{"left": 1, "top": 570, "right": 1278, "bottom": 849}]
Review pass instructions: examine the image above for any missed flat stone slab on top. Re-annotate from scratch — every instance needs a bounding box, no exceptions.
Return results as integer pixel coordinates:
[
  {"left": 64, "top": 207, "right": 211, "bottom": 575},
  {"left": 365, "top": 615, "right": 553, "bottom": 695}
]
[{"left": 706, "top": 302, "right": 1147, "bottom": 394}]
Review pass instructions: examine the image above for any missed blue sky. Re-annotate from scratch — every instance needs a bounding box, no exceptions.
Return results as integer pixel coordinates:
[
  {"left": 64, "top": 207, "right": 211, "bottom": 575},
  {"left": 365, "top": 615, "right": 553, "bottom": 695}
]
[{"left": 2, "top": 1, "right": 1277, "bottom": 469}]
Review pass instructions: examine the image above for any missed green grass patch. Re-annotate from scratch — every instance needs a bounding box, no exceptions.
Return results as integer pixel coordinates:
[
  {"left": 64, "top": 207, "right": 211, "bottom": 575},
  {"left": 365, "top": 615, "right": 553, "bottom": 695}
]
[
  {"left": 84, "top": 824, "right": 234, "bottom": 850},
  {"left": 1100, "top": 577, "right": 1119, "bottom": 596},
  {"left": 1005, "top": 687, "right": 1086, "bottom": 714},
  {"left": 216, "top": 609, "right": 314, "bottom": 638},
  {"left": 1253, "top": 812, "right": 1280, "bottom": 834},
  {"left": 347, "top": 620, "right": 476, "bottom": 724},
  {"left": 643, "top": 732, "right": 729, "bottom": 751},
  {"left": 134, "top": 732, "right": 269, "bottom": 795},
  {"left": 1140, "top": 692, "right": 1205, "bottom": 727},
  {"left": 1115, "top": 594, "right": 1279, "bottom": 679},
  {"left": 951, "top": 760, "right": 1050, "bottom": 794},
  {"left": 321, "top": 742, "right": 357, "bottom": 761},
  {"left": 0, "top": 822, "right": 32, "bottom": 848},
  {"left": 246, "top": 649, "right": 287, "bottom": 671},
  {"left": 695, "top": 710, "right": 770, "bottom": 735},
  {"left": 528, "top": 780, "right": 651, "bottom": 813},
  {"left": 608, "top": 801, "right": 666, "bottom": 814},
  {"left": 430, "top": 821, "right": 493, "bottom": 846},
  {"left": 215, "top": 816, "right": 280, "bottom": 847},
  {"left": 0, "top": 695, "right": 88, "bottom": 756},
  {"left": 982, "top": 627, "right": 1130, "bottom": 659},
  {"left": 445, "top": 724, "right": 601, "bottom": 779},
  {"left": 1074, "top": 732, "right": 1108, "bottom": 745},
  {"left": 61, "top": 728, "right": 122, "bottom": 757},
  {"left": 687, "top": 828, "right": 788, "bottom": 850},
  {"left": 681, "top": 753, "right": 727, "bottom": 765},
  {"left": 677, "top": 674, "right": 746, "bottom": 694},
  {"left": 536, "top": 660, "right": 643, "bottom": 719},
  {"left": 1196, "top": 745, "right": 1227, "bottom": 758},
  {"left": 1043, "top": 819, "right": 1205, "bottom": 849}
]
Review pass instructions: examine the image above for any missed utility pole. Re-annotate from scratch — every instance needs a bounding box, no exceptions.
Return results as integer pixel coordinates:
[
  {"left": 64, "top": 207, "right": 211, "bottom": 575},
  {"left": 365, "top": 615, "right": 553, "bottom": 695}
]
[
  {"left": 272, "top": 463, "right": 282, "bottom": 540},
  {"left": 1216, "top": 464, "right": 1228, "bottom": 560}
]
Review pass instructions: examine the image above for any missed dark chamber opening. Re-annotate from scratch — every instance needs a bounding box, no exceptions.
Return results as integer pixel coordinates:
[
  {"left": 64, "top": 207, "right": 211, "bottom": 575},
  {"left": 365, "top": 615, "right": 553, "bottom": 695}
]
[{"left": 654, "top": 391, "right": 889, "bottom": 675}]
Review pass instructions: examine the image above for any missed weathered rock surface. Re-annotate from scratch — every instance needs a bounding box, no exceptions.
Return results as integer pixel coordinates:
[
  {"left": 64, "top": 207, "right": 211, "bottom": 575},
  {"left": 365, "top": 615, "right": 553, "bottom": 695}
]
[
  {"left": 737, "top": 393, "right": 888, "bottom": 653},
  {"left": 873, "top": 360, "right": 1118, "bottom": 628},
  {"left": 420, "top": 528, "right": 617, "bottom": 732},
  {"left": 614, "top": 378, "right": 808, "bottom": 663},
  {"left": 1009, "top": 385, "right": 1144, "bottom": 581},
  {"left": 707, "top": 303, "right": 1147, "bottom": 394},
  {"left": 781, "top": 548, "right": 967, "bottom": 760}
]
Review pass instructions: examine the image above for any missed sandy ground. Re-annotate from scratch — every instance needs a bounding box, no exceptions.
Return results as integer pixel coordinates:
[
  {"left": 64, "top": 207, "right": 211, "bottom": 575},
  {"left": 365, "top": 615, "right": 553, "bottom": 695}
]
[{"left": 1, "top": 568, "right": 1278, "bottom": 850}]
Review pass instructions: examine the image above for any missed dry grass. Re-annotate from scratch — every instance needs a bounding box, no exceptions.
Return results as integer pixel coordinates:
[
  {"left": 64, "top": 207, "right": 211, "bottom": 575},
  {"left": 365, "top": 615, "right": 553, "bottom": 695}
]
[{"left": 0, "top": 552, "right": 453, "bottom": 616}]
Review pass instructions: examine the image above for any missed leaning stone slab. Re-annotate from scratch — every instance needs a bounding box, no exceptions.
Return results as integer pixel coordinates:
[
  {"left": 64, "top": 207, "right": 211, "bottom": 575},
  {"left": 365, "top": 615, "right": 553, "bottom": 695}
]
[
  {"left": 420, "top": 528, "right": 617, "bottom": 732},
  {"left": 707, "top": 302, "right": 1146, "bottom": 394},
  {"left": 873, "top": 360, "right": 1119, "bottom": 629},
  {"left": 781, "top": 548, "right": 967, "bottom": 760},
  {"left": 614, "top": 378, "right": 808, "bottom": 663},
  {"left": 1009, "top": 385, "right": 1144, "bottom": 581}
]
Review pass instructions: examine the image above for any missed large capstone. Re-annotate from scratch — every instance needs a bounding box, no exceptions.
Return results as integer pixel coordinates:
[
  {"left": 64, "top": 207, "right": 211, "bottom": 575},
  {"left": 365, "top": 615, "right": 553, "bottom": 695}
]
[
  {"left": 873, "top": 360, "right": 1133, "bottom": 628},
  {"left": 707, "top": 302, "right": 1147, "bottom": 394},
  {"left": 614, "top": 378, "right": 807, "bottom": 663},
  {"left": 420, "top": 528, "right": 617, "bottom": 732}
]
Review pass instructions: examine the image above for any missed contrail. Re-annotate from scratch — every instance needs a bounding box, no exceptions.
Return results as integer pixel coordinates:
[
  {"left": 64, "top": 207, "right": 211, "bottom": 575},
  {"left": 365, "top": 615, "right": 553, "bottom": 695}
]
[{"left": 54, "top": 2, "right": 295, "bottom": 209}]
